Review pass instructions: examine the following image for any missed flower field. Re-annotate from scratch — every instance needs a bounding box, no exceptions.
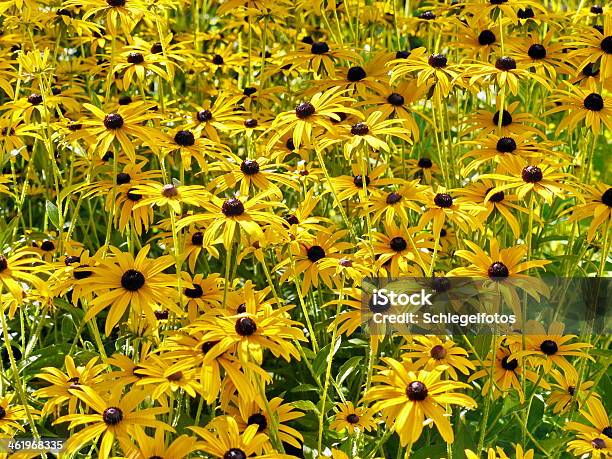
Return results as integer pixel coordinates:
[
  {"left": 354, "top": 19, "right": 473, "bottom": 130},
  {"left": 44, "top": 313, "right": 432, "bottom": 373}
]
[{"left": 0, "top": 0, "right": 610, "bottom": 457}]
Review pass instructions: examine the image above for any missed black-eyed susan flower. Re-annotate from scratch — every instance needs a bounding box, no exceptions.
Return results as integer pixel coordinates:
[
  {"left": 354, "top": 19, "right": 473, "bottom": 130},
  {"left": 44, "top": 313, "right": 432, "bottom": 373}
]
[
  {"left": 0, "top": 394, "right": 37, "bottom": 436},
  {"left": 547, "top": 369, "right": 597, "bottom": 414},
  {"left": 468, "top": 343, "right": 548, "bottom": 404},
  {"left": 510, "top": 321, "right": 593, "bottom": 379},
  {"left": 364, "top": 181, "right": 427, "bottom": 227},
  {"left": 419, "top": 187, "right": 484, "bottom": 236},
  {"left": 191, "top": 304, "right": 305, "bottom": 365},
  {"left": 176, "top": 191, "right": 286, "bottom": 249},
  {"left": 34, "top": 355, "right": 107, "bottom": 416},
  {"left": 190, "top": 416, "right": 289, "bottom": 459},
  {"left": 82, "top": 245, "right": 179, "bottom": 335},
  {"left": 566, "top": 182, "right": 612, "bottom": 242},
  {"left": 55, "top": 386, "right": 171, "bottom": 459},
  {"left": 456, "top": 179, "right": 532, "bottom": 238},
  {"left": 126, "top": 428, "right": 196, "bottom": 459},
  {"left": 365, "top": 358, "right": 476, "bottom": 446},
  {"left": 401, "top": 335, "right": 475, "bottom": 380},
  {"left": 266, "top": 87, "right": 360, "bottom": 151},
  {"left": 329, "top": 401, "right": 377, "bottom": 433},
  {"left": 0, "top": 247, "right": 45, "bottom": 300},
  {"left": 226, "top": 395, "right": 305, "bottom": 452},
  {"left": 463, "top": 101, "right": 547, "bottom": 139},
  {"left": 368, "top": 222, "right": 433, "bottom": 276},
  {"left": 277, "top": 229, "right": 352, "bottom": 292},
  {"left": 78, "top": 102, "right": 162, "bottom": 162},
  {"left": 566, "top": 397, "right": 612, "bottom": 444},
  {"left": 389, "top": 47, "right": 460, "bottom": 99},
  {"left": 481, "top": 156, "right": 573, "bottom": 204},
  {"left": 546, "top": 86, "right": 612, "bottom": 135}
]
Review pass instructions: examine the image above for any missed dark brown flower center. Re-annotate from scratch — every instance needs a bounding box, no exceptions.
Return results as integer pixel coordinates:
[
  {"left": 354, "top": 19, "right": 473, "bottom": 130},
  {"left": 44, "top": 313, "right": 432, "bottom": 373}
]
[
  {"left": 353, "top": 175, "right": 370, "bottom": 187},
  {"left": 116, "top": 172, "right": 131, "bottom": 185},
  {"left": 351, "top": 122, "right": 369, "bottom": 136},
  {"left": 307, "top": 245, "right": 326, "bottom": 262},
  {"left": 501, "top": 355, "right": 518, "bottom": 371},
  {"left": 493, "top": 109, "right": 513, "bottom": 126},
  {"left": 191, "top": 231, "right": 203, "bottom": 245},
  {"left": 285, "top": 214, "right": 299, "bottom": 226},
  {"left": 221, "top": 198, "right": 245, "bottom": 217},
  {"left": 174, "top": 130, "right": 195, "bottom": 146},
  {"left": 527, "top": 44, "right": 546, "bottom": 60},
  {"left": 202, "top": 341, "right": 219, "bottom": 354},
  {"left": 28, "top": 93, "right": 43, "bottom": 105},
  {"left": 73, "top": 264, "right": 93, "bottom": 280},
  {"left": 487, "top": 187, "right": 505, "bottom": 203},
  {"left": 389, "top": 236, "right": 407, "bottom": 252},
  {"left": 347, "top": 66, "right": 367, "bottom": 82},
  {"left": 386, "top": 192, "right": 402, "bottom": 204},
  {"left": 428, "top": 53, "right": 447, "bottom": 68},
  {"left": 127, "top": 52, "right": 144, "bottom": 64},
  {"left": 197, "top": 109, "right": 213, "bottom": 122},
  {"left": 41, "top": 240, "right": 55, "bottom": 251},
  {"left": 243, "top": 87, "right": 257, "bottom": 98},
  {"left": 591, "top": 438, "right": 606, "bottom": 449},
  {"left": 406, "top": 381, "right": 428, "bottom": 401},
  {"left": 430, "top": 344, "right": 447, "bottom": 360},
  {"left": 235, "top": 317, "right": 257, "bottom": 336},
  {"left": 103, "top": 113, "right": 124, "bottom": 130},
  {"left": 418, "top": 157, "right": 433, "bottom": 168},
  {"left": 0, "top": 256, "right": 9, "bottom": 272},
  {"left": 311, "top": 41, "right": 329, "bottom": 54},
  {"left": 184, "top": 284, "right": 203, "bottom": 298},
  {"left": 521, "top": 165, "right": 543, "bottom": 183},
  {"left": 346, "top": 413, "right": 360, "bottom": 424},
  {"left": 495, "top": 56, "right": 517, "bottom": 71},
  {"left": 240, "top": 159, "right": 260, "bottom": 175},
  {"left": 150, "top": 42, "right": 163, "bottom": 54},
  {"left": 244, "top": 118, "right": 258, "bottom": 128},
  {"left": 602, "top": 426, "right": 612, "bottom": 438},
  {"left": 127, "top": 189, "right": 142, "bottom": 202},
  {"left": 121, "top": 269, "right": 145, "bottom": 291},
  {"left": 167, "top": 371, "right": 183, "bottom": 381},
  {"left": 65, "top": 255, "right": 80, "bottom": 265},
  {"left": 154, "top": 310, "right": 169, "bottom": 320},
  {"left": 601, "top": 36, "right": 612, "bottom": 54},
  {"left": 517, "top": 7, "right": 534, "bottom": 18},
  {"left": 102, "top": 407, "right": 123, "bottom": 425},
  {"left": 247, "top": 412, "right": 268, "bottom": 431},
  {"left": 224, "top": 449, "right": 247, "bottom": 459},
  {"left": 496, "top": 137, "right": 517, "bottom": 153},
  {"left": 387, "top": 92, "right": 405, "bottom": 106},
  {"left": 488, "top": 261, "right": 509, "bottom": 278},
  {"left": 212, "top": 54, "right": 224, "bottom": 65},
  {"left": 478, "top": 29, "right": 496, "bottom": 46},
  {"left": 539, "top": 339, "right": 558, "bottom": 355},
  {"left": 295, "top": 102, "right": 316, "bottom": 119},
  {"left": 602, "top": 188, "right": 612, "bottom": 207},
  {"left": 584, "top": 93, "right": 604, "bottom": 111},
  {"left": 434, "top": 193, "right": 453, "bottom": 208}
]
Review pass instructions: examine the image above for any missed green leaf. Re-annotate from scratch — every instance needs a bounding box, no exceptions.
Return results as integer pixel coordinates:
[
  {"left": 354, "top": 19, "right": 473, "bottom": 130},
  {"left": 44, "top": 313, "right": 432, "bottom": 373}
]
[
  {"left": 312, "top": 337, "right": 341, "bottom": 377},
  {"left": 46, "top": 200, "right": 60, "bottom": 229},
  {"left": 336, "top": 356, "right": 362, "bottom": 386},
  {"left": 291, "top": 400, "right": 320, "bottom": 415}
]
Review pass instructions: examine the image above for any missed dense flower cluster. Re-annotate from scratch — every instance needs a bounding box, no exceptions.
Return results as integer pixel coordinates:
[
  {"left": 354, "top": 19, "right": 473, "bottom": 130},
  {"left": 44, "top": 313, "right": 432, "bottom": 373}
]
[{"left": 0, "top": 0, "right": 610, "bottom": 457}]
